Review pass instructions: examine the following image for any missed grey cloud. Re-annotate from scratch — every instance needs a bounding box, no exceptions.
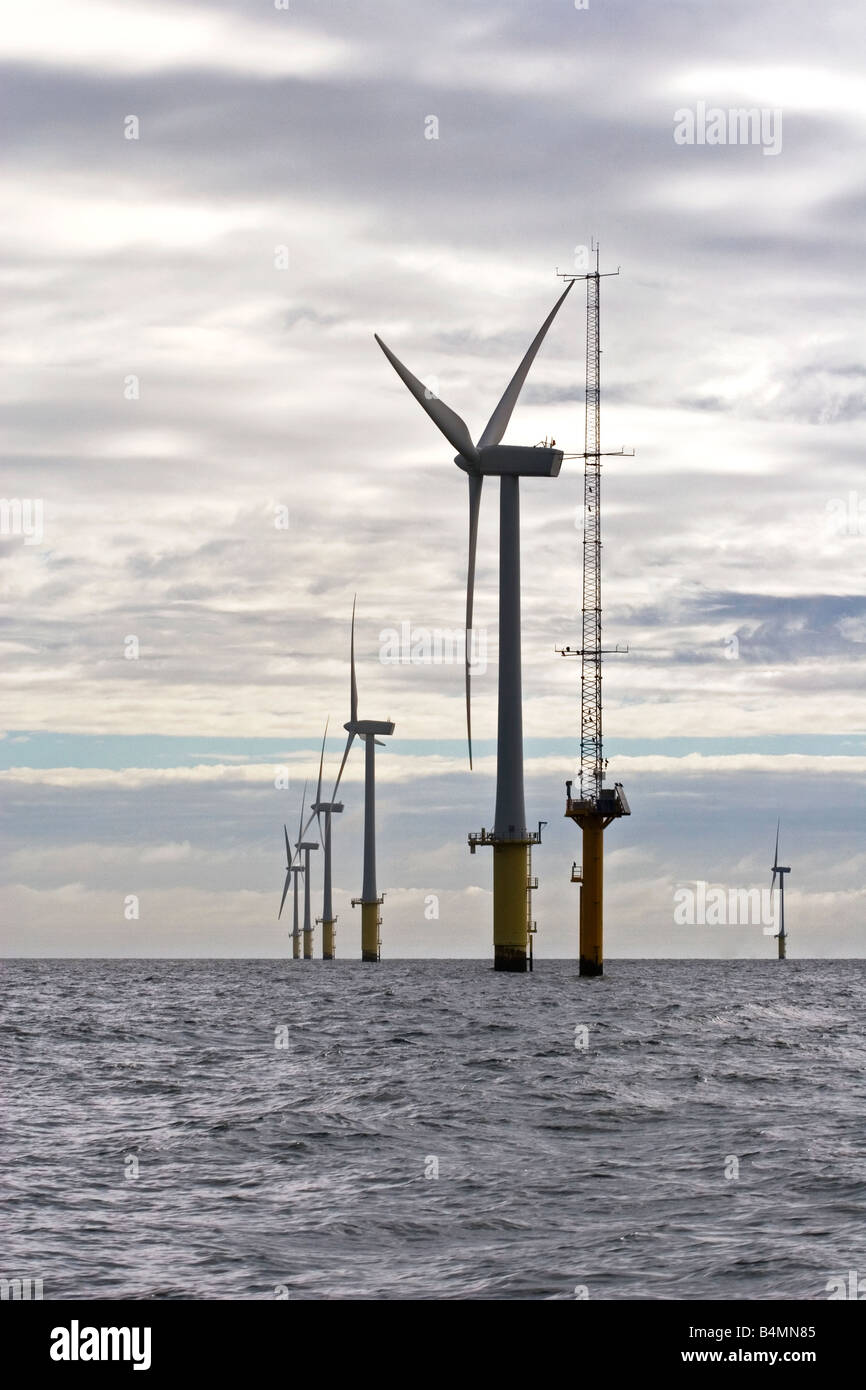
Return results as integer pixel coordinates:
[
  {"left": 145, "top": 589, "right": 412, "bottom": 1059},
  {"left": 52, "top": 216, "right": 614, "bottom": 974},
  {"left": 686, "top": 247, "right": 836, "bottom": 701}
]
[{"left": 2, "top": 0, "right": 865, "bottom": 950}]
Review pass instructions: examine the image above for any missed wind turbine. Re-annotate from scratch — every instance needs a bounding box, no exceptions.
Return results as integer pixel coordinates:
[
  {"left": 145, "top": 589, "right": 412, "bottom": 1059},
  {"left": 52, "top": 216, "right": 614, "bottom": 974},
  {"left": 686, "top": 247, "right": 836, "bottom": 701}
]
[
  {"left": 294, "top": 777, "right": 319, "bottom": 960},
  {"left": 278, "top": 787, "right": 306, "bottom": 960},
  {"left": 770, "top": 821, "right": 791, "bottom": 960},
  {"left": 306, "top": 720, "right": 344, "bottom": 960},
  {"left": 375, "top": 281, "right": 574, "bottom": 970},
  {"left": 332, "top": 598, "right": 395, "bottom": 962}
]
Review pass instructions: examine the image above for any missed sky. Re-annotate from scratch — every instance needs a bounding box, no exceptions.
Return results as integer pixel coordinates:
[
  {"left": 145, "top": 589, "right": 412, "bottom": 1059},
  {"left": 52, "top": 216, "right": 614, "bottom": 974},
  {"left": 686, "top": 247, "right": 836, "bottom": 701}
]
[{"left": 1, "top": 0, "right": 864, "bottom": 958}]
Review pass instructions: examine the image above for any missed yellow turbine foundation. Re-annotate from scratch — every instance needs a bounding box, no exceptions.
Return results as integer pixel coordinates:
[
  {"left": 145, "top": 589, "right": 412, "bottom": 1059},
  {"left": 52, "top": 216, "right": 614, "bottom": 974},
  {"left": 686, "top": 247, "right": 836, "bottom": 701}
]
[
  {"left": 361, "top": 901, "right": 381, "bottom": 962},
  {"left": 303, "top": 929, "right": 313, "bottom": 961},
  {"left": 322, "top": 920, "right": 335, "bottom": 960},
  {"left": 292, "top": 933, "right": 300, "bottom": 961},
  {"left": 493, "top": 840, "right": 531, "bottom": 972}
]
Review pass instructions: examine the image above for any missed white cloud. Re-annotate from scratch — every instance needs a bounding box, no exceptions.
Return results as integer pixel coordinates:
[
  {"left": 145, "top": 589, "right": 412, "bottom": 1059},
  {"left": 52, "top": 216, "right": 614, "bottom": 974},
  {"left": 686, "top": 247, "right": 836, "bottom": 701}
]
[
  {"left": 140, "top": 840, "right": 192, "bottom": 863},
  {"left": 670, "top": 65, "right": 866, "bottom": 118},
  {"left": 0, "top": 2, "right": 350, "bottom": 78},
  {"left": 4, "top": 751, "right": 860, "bottom": 794}
]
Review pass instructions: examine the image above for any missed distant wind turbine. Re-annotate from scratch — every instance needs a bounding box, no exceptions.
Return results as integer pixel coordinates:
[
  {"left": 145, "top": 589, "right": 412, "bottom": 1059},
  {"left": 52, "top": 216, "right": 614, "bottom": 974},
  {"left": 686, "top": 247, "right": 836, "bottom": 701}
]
[
  {"left": 332, "top": 598, "right": 394, "bottom": 961},
  {"left": 295, "top": 776, "right": 319, "bottom": 961},
  {"left": 304, "top": 720, "right": 344, "bottom": 960},
  {"left": 770, "top": 820, "right": 791, "bottom": 960},
  {"left": 375, "top": 282, "right": 574, "bottom": 970},
  {"left": 278, "top": 785, "right": 307, "bottom": 960}
]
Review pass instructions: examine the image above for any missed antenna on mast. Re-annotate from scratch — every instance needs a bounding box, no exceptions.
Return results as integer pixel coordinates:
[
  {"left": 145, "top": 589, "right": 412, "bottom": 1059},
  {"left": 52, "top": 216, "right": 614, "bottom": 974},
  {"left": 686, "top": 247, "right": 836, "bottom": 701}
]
[{"left": 555, "top": 243, "right": 633, "bottom": 976}]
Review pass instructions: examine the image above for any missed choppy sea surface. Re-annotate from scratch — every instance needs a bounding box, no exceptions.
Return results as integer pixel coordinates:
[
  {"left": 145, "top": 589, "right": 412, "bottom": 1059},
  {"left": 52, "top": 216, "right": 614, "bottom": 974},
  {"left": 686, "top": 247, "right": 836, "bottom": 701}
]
[{"left": 2, "top": 959, "right": 864, "bottom": 1301}]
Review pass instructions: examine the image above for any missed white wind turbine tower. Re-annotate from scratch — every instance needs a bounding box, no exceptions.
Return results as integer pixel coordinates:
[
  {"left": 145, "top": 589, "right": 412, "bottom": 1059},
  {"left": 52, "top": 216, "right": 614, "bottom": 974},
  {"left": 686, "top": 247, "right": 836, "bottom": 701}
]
[
  {"left": 375, "top": 281, "right": 574, "bottom": 970},
  {"left": 770, "top": 820, "right": 791, "bottom": 961}
]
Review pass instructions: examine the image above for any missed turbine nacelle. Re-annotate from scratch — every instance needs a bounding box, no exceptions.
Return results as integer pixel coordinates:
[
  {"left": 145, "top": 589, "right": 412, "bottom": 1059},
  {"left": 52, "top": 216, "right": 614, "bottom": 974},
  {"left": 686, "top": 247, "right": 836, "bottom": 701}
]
[
  {"left": 455, "top": 446, "right": 563, "bottom": 478},
  {"left": 345, "top": 719, "right": 395, "bottom": 738},
  {"left": 312, "top": 800, "right": 344, "bottom": 814}
]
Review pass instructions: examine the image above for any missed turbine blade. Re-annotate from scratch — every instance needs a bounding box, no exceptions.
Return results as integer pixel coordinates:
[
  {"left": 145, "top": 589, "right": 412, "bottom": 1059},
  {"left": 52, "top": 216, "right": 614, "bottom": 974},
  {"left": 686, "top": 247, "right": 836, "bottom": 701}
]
[
  {"left": 350, "top": 596, "right": 358, "bottom": 724},
  {"left": 465, "top": 471, "right": 483, "bottom": 770},
  {"left": 374, "top": 333, "right": 480, "bottom": 465},
  {"left": 332, "top": 731, "right": 356, "bottom": 799},
  {"left": 773, "top": 818, "right": 780, "bottom": 869},
  {"left": 315, "top": 718, "right": 328, "bottom": 806},
  {"left": 283, "top": 823, "right": 291, "bottom": 864},
  {"left": 278, "top": 870, "right": 291, "bottom": 919},
  {"left": 296, "top": 780, "right": 308, "bottom": 847},
  {"left": 477, "top": 281, "right": 575, "bottom": 449}
]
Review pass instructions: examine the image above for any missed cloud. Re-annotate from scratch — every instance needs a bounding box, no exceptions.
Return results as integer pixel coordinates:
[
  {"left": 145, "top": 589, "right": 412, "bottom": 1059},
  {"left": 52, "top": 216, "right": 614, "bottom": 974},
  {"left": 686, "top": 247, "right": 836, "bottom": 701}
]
[
  {"left": 3, "top": 750, "right": 866, "bottom": 792},
  {"left": 140, "top": 840, "right": 192, "bottom": 862},
  {"left": 1, "top": 0, "right": 865, "bottom": 954},
  {"left": 0, "top": 2, "right": 351, "bottom": 78}
]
